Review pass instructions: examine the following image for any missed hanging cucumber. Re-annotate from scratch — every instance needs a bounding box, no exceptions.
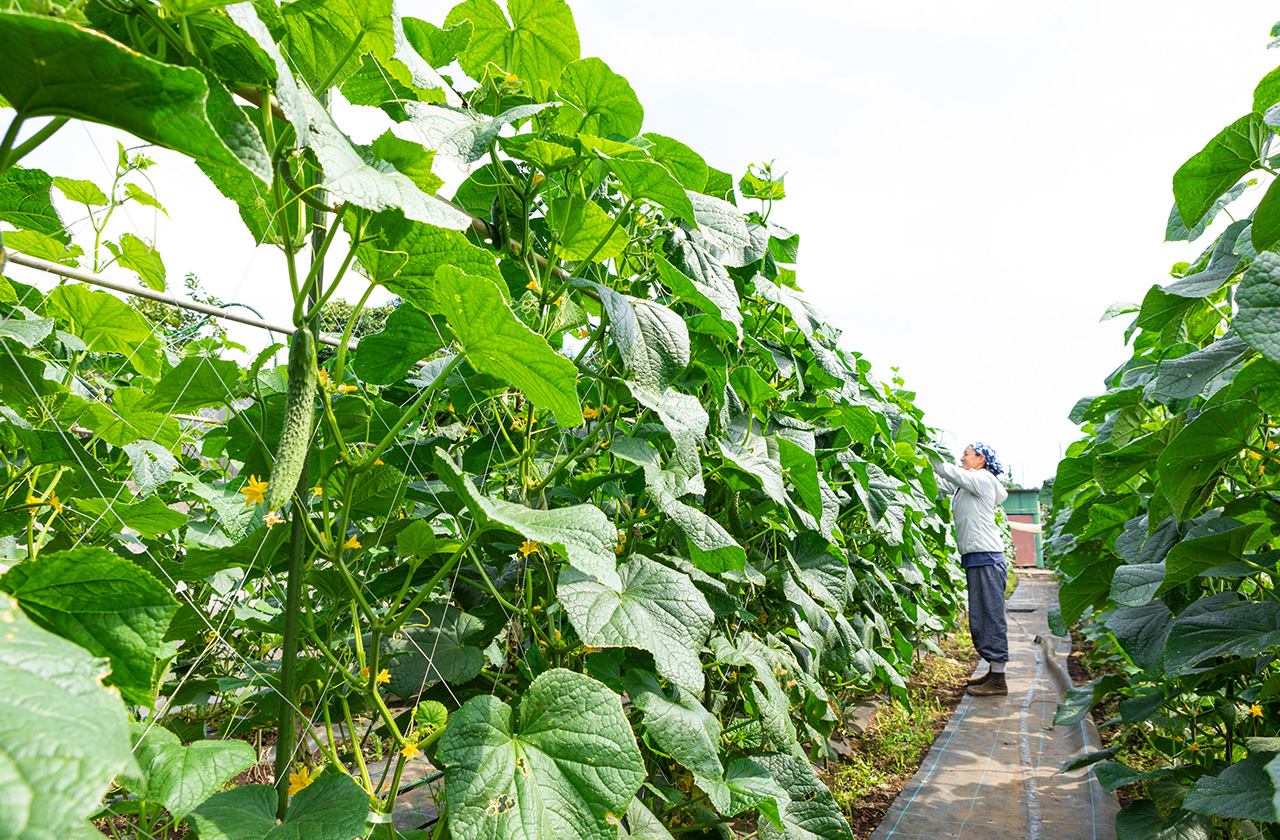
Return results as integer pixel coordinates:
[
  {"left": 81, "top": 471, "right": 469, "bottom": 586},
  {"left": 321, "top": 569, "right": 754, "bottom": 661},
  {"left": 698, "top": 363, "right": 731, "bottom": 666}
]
[{"left": 265, "top": 328, "right": 317, "bottom": 510}]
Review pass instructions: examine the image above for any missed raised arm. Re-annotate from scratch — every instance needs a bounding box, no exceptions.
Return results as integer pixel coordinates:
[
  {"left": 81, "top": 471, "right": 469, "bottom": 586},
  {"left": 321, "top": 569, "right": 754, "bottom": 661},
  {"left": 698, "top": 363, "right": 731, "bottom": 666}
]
[{"left": 927, "top": 451, "right": 994, "bottom": 499}]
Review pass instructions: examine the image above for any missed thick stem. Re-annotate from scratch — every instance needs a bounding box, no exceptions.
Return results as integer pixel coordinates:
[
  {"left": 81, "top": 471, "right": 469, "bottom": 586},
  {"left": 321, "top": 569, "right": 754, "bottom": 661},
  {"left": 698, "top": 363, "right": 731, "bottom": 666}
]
[
  {"left": 5, "top": 118, "right": 67, "bottom": 169},
  {"left": 274, "top": 450, "right": 310, "bottom": 818}
]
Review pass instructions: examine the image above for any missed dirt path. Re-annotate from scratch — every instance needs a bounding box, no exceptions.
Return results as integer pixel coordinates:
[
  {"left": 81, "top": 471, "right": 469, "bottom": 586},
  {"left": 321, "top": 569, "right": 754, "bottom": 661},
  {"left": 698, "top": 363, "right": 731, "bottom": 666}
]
[{"left": 869, "top": 571, "right": 1118, "bottom": 840}]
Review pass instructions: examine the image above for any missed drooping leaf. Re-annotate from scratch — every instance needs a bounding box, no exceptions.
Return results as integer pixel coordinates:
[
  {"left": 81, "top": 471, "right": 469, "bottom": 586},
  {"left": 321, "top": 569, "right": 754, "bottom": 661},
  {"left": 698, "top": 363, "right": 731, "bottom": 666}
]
[
  {"left": 643, "top": 132, "right": 708, "bottom": 192},
  {"left": 1183, "top": 754, "right": 1278, "bottom": 823},
  {"left": 1237, "top": 252, "right": 1280, "bottom": 363},
  {"left": 0, "top": 166, "right": 64, "bottom": 237},
  {"left": 352, "top": 304, "right": 447, "bottom": 385},
  {"left": 110, "top": 233, "right": 166, "bottom": 292},
  {"left": 72, "top": 495, "right": 188, "bottom": 538},
  {"left": 125, "top": 724, "right": 255, "bottom": 821},
  {"left": 440, "top": 102, "right": 556, "bottom": 164},
  {"left": 754, "top": 752, "right": 855, "bottom": 840},
  {"left": 547, "top": 196, "right": 628, "bottom": 262},
  {"left": 1156, "top": 400, "right": 1260, "bottom": 519},
  {"left": 642, "top": 465, "right": 745, "bottom": 574},
  {"left": 1115, "top": 801, "right": 1212, "bottom": 840},
  {"left": 139, "top": 356, "right": 241, "bottom": 413},
  {"left": 560, "top": 555, "right": 714, "bottom": 694},
  {"left": 654, "top": 249, "right": 742, "bottom": 339},
  {"left": 0, "top": 547, "right": 179, "bottom": 705},
  {"left": 584, "top": 279, "right": 689, "bottom": 391},
  {"left": 1165, "top": 600, "right": 1280, "bottom": 676},
  {"left": 402, "top": 17, "right": 472, "bottom": 69},
  {"left": 434, "top": 449, "right": 618, "bottom": 585},
  {"left": 688, "top": 190, "right": 751, "bottom": 252},
  {"left": 370, "top": 130, "right": 446, "bottom": 195},
  {"left": 1146, "top": 335, "right": 1251, "bottom": 404},
  {"left": 438, "top": 668, "right": 644, "bottom": 840},
  {"left": 1162, "top": 519, "right": 1260, "bottom": 594},
  {"left": 0, "top": 596, "right": 140, "bottom": 840},
  {"left": 426, "top": 265, "right": 581, "bottom": 425},
  {"left": 601, "top": 154, "right": 696, "bottom": 220},
  {"left": 622, "top": 671, "right": 722, "bottom": 782},
  {"left": 1110, "top": 563, "right": 1165, "bottom": 608},
  {"left": 0, "top": 13, "right": 271, "bottom": 182},
  {"left": 1103, "top": 600, "right": 1173, "bottom": 675},
  {"left": 45, "top": 284, "right": 164, "bottom": 377},
  {"left": 375, "top": 603, "right": 486, "bottom": 697},
  {"left": 124, "top": 440, "right": 179, "bottom": 498},
  {"left": 282, "top": 0, "right": 395, "bottom": 90},
  {"left": 1172, "top": 113, "right": 1264, "bottom": 229}
]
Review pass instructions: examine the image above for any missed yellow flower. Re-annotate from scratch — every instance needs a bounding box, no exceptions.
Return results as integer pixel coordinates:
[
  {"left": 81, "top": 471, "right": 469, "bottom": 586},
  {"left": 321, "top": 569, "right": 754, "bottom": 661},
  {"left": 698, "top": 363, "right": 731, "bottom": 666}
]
[
  {"left": 376, "top": 668, "right": 391, "bottom": 685},
  {"left": 401, "top": 741, "right": 421, "bottom": 759},
  {"left": 1188, "top": 742, "right": 1200, "bottom": 752},
  {"left": 240, "top": 475, "right": 268, "bottom": 507},
  {"left": 317, "top": 369, "right": 329, "bottom": 386},
  {"left": 638, "top": 508, "right": 647, "bottom": 518},
  {"left": 504, "top": 73, "right": 519, "bottom": 83},
  {"left": 343, "top": 535, "right": 361, "bottom": 550},
  {"left": 582, "top": 646, "right": 599, "bottom": 654},
  {"left": 312, "top": 486, "right": 324, "bottom": 497},
  {"left": 1251, "top": 703, "right": 1264, "bottom": 719},
  {"left": 338, "top": 384, "right": 357, "bottom": 394},
  {"left": 263, "top": 511, "right": 285, "bottom": 529},
  {"left": 576, "top": 327, "right": 590, "bottom": 339},
  {"left": 555, "top": 296, "right": 565, "bottom": 306},
  {"left": 373, "top": 458, "right": 384, "bottom": 465},
  {"left": 46, "top": 493, "right": 62, "bottom": 514},
  {"left": 287, "top": 766, "right": 314, "bottom": 795},
  {"left": 582, "top": 406, "right": 598, "bottom": 420},
  {"left": 519, "top": 539, "right": 539, "bottom": 558},
  {"left": 531, "top": 172, "right": 545, "bottom": 188},
  {"left": 526, "top": 277, "right": 541, "bottom": 292}
]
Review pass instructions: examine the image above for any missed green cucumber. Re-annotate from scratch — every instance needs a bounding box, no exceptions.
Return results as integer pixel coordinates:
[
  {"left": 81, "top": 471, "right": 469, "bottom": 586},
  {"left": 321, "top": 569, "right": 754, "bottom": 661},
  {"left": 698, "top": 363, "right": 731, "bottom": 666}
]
[{"left": 265, "top": 328, "right": 316, "bottom": 510}]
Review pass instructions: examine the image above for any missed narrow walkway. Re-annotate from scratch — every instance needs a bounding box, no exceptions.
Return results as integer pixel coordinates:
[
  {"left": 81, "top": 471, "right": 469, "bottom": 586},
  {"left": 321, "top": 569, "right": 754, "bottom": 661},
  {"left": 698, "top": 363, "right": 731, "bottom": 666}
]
[{"left": 870, "top": 571, "right": 1118, "bottom": 840}]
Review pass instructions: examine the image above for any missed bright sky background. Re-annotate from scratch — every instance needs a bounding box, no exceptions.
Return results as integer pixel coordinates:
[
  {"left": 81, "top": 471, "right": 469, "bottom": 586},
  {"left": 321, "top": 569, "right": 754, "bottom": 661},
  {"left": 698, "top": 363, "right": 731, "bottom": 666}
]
[{"left": 10, "top": 1, "right": 1280, "bottom": 488}]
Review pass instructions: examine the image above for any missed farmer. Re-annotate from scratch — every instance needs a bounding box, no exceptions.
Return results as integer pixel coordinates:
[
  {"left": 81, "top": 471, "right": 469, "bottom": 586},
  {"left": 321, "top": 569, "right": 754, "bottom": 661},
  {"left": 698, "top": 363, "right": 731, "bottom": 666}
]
[{"left": 927, "top": 442, "right": 1010, "bottom": 697}]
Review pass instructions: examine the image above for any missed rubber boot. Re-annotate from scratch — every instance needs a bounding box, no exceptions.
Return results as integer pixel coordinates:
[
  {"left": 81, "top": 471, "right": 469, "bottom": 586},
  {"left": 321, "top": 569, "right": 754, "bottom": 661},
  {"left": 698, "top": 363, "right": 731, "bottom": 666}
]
[
  {"left": 967, "top": 672, "right": 1007, "bottom": 696},
  {"left": 966, "top": 670, "right": 991, "bottom": 687}
]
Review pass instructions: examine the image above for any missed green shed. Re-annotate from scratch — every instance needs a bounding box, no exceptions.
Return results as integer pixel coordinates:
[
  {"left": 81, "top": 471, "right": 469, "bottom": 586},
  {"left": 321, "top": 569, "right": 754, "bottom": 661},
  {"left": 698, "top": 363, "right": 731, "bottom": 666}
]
[{"left": 1002, "top": 488, "right": 1044, "bottom": 568}]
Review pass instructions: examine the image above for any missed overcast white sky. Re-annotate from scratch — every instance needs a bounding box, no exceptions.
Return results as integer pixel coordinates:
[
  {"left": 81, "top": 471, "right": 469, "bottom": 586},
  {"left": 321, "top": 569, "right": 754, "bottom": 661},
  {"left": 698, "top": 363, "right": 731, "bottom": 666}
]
[{"left": 10, "top": 1, "right": 1280, "bottom": 488}]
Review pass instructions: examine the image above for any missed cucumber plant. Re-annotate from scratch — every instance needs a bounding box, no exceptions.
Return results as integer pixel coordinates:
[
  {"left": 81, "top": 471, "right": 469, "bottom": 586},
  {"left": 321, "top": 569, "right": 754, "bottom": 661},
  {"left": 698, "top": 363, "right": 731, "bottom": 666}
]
[
  {"left": 1049, "top": 19, "right": 1280, "bottom": 839},
  {"left": 0, "top": 1, "right": 968, "bottom": 838}
]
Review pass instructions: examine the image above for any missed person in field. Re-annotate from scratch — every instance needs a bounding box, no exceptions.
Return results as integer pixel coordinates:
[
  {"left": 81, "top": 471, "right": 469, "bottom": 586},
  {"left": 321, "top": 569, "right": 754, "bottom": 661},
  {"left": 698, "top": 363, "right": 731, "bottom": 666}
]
[{"left": 927, "top": 442, "right": 1010, "bottom": 696}]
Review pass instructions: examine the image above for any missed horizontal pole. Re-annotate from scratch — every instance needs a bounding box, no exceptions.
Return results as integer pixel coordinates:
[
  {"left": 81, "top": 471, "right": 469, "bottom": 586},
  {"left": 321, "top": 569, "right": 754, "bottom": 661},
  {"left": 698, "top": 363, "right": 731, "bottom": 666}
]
[{"left": 4, "top": 250, "right": 354, "bottom": 351}]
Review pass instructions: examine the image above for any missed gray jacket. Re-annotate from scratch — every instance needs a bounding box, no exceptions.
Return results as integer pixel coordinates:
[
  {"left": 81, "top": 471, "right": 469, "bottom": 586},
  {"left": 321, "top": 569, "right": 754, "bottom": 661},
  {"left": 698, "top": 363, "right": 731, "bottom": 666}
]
[{"left": 928, "top": 455, "right": 1009, "bottom": 555}]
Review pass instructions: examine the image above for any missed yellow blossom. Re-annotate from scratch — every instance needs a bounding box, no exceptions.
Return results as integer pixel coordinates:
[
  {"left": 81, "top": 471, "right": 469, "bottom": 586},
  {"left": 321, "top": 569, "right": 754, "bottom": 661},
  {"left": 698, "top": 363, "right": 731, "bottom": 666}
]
[
  {"left": 582, "top": 406, "right": 598, "bottom": 420},
  {"left": 317, "top": 369, "right": 329, "bottom": 386},
  {"left": 343, "top": 535, "right": 361, "bottom": 550},
  {"left": 240, "top": 475, "right": 268, "bottom": 507},
  {"left": 555, "top": 296, "right": 565, "bottom": 306},
  {"left": 576, "top": 327, "right": 591, "bottom": 339},
  {"left": 638, "top": 508, "right": 647, "bottom": 518},
  {"left": 338, "top": 384, "right": 358, "bottom": 394},
  {"left": 46, "top": 493, "right": 62, "bottom": 514},
  {"left": 401, "top": 741, "right": 421, "bottom": 759},
  {"left": 531, "top": 172, "right": 545, "bottom": 188},
  {"left": 374, "top": 458, "right": 384, "bottom": 465},
  {"left": 519, "top": 539, "right": 539, "bottom": 558},
  {"left": 263, "top": 511, "right": 285, "bottom": 529},
  {"left": 1251, "top": 703, "right": 1265, "bottom": 719},
  {"left": 312, "top": 486, "right": 323, "bottom": 497},
  {"left": 1188, "top": 742, "right": 1200, "bottom": 752},
  {"left": 526, "top": 277, "right": 541, "bottom": 292},
  {"left": 288, "top": 766, "right": 314, "bottom": 795},
  {"left": 583, "top": 646, "right": 599, "bottom": 654},
  {"left": 376, "top": 668, "right": 390, "bottom": 685}
]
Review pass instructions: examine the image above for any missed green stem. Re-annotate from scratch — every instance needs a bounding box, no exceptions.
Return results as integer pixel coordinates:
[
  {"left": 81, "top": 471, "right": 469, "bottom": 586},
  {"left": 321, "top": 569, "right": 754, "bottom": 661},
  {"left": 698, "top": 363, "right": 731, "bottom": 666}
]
[
  {"left": 577, "top": 198, "right": 633, "bottom": 266},
  {"left": 293, "top": 206, "right": 347, "bottom": 326},
  {"left": 384, "top": 532, "right": 479, "bottom": 636},
  {"left": 355, "top": 355, "right": 462, "bottom": 473},
  {"left": 341, "top": 695, "right": 374, "bottom": 792},
  {"left": 0, "top": 115, "right": 25, "bottom": 175},
  {"left": 274, "top": 449, "right": 311, "bottom": 818},
  {"left": 315, "top": 31, "right": 365, "bottom": 94},
  {"left": 332, "top": 280, "right": 375, "bottom": 384},
  {"left": 4, "top": 118, "right": 67, "bottom": 169}
]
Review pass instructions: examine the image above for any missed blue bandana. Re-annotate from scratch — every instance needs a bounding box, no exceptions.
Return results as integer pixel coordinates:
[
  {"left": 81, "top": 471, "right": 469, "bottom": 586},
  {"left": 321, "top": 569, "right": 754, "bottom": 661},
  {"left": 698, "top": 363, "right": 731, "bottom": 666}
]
[{"left": 969, "top": 441, "right": 1003, "bottom": 477}]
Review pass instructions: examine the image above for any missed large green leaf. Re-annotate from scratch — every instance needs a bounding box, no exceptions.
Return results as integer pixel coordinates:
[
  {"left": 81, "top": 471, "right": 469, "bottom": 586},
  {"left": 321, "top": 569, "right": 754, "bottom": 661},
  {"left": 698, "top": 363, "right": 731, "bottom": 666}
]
[
  {"left": 689, "top": 191, "right": 751, "bottom": 253},
  {"left": 585, "top": 279, "right": 690, "bottom": 391},
  {"left": 140, "top": 356, "right": 241, "bottom": 413},
  {"left": 602, "top": 154, "right": 696, "bottom": 221},
  {"left": 1250, "top": 175, "right": 1280, "bottom": 254},
  {"left": 445, "top": 0, "right": 579, "bottom": 86},
  {"left": 553, "top": 56, "right": 642, "bottom": 138},
  {"left": 109, "top": 232, "right": 166, "bottom": 292},
  {"left": 654, "top": 249, "right": 742, "bottom": 339},
  {"left": 643, "top": 465, "right": 744, "bottom": 574},
  {"left": 440, "top": 102, "right": 555, "bottom": 164},
  {"left": 628, "top": 383, "right": 708, "bottom": 488},
  {"left": 1237, "top": 251, "right": 1280, "bottom": 363},
  {"left": 1145, "top": 335, "right": 1251, "bottom": 404},
  {"left": 72, "top": 495, "right": 188, "bottom": 538},
  {"left": 0, "top": 595, "right": 140, "bottom": 840},
  {"left": 357, "top": 209, "right": 504, "bottom": 292},
  {"left": 352, "top": 305, "right": 447, "bottom": 385},
  {"left": 1156, "top": 400, "right": 1259, "bottom": 519},
  {"left": 439, "top": 668, "right": 644, "bottom": 840},
  {"left": 547, "top": 196, "right": 628, "bottom": 262},
  {"left": 622, "top": 671, "right": 721, "bottom": 780},
  {"left": 1057, "top": 555, "right": 1120, "bottom": 626},
  {"left": 376, "top": 603, "right": 486, "bottom": 697},
  {"left": 644, "top": 132, "right": 708, "bottom": 191},
  {"left": 1183, "top": 754, "right": 1278, "bottom": 823},
  {"left": 754, "top": 752, "right": 854, "bottom": 840},
  {"left": 0, "top": 13, "right": 270, "bottom": 182},
  {"left": 1165, "top": 600, "right": 1280, "bottom": 675},
  {"left": 434, "top": 449, "right": 618, "bottom": 586},
  {"left": 1102, "top": 600, "right": 1173, "bottom": 675},
  {"left": 45, "top": 285, "right": 164, "bottom": 378},
  {"left": 125, "top": 724, "right": 255, "bottom": 821},
  {"left": 298, "top": 88, "right": 470, "bottom": 230},
  {"left": 0, "top": 166, "right": 64, "bottom": 237},
  {"left": 620, "top": 797, "right": 674, "bottom": 840},
  {"left": 0, "top": 548, "right": 179, "bottom": 705},
  {"left": 1115, "top": 801, "right": 1212, "bottom": 840},
  {"left": 559, "top": 555, "right": 714, "bottom": 694},
  {"left": 1161, "top": 519, "right": 1260, "bottom": 594},
  {"left": 1110, "top": 562, "right": 1165, "bottom": 608},
  {"left": 1172, "top": 113, "right": 1264, "bottom": 229},
  {"left": 188, "top": 773, "right": 368, "bottom": 840},
  {"left": 402, "top": 17, "right": 472, "bottom": 69},
  {"left": 428, "top": 265, "right": 581, "bottom": 425}
]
